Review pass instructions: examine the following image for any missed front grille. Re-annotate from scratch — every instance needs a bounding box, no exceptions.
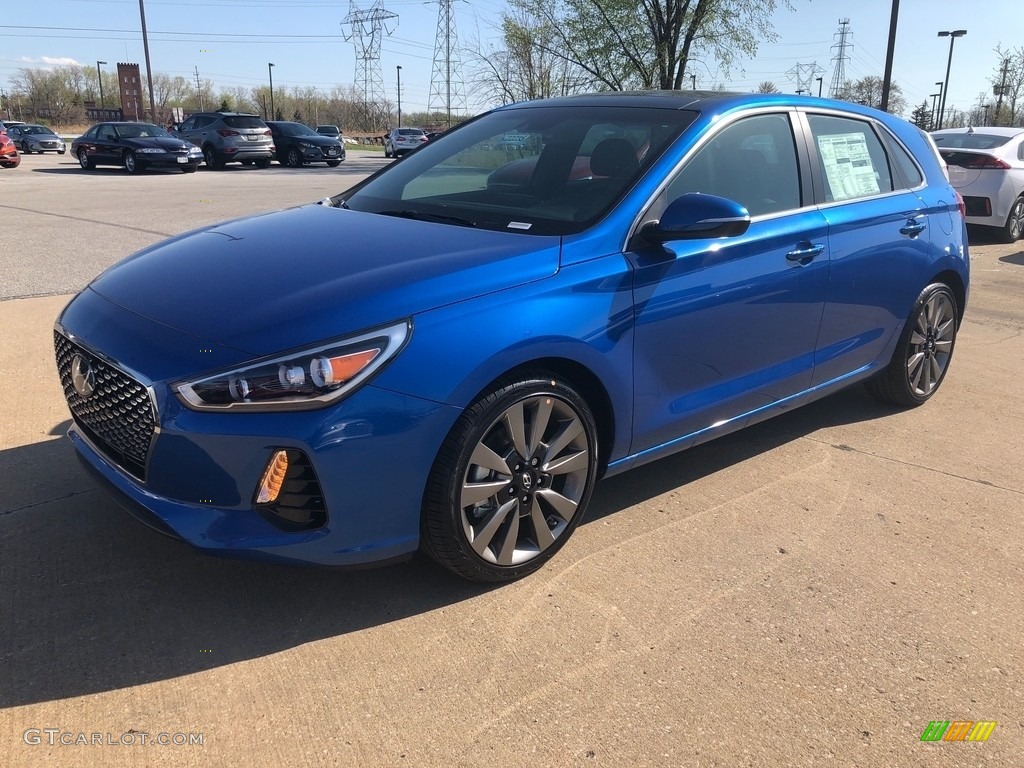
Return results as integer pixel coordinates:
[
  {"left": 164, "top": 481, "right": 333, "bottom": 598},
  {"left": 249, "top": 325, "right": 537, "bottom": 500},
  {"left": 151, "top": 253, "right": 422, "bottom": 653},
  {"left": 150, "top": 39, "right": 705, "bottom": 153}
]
[{"left": 55, "top": 331, "right": 156, "bottom": 480}]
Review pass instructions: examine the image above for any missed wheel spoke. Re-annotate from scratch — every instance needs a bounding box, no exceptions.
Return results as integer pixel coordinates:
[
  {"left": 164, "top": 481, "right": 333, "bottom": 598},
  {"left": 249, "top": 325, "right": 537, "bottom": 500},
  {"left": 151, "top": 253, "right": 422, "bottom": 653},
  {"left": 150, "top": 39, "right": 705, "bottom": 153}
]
[
  {"left": 929, "top": 355, "right": 943, "bottom": 386},
  {"left": 528, "top": 499, "right": 555, "bottom": 551},
  {"left": 470, "top": 442, "right": 511, "bottom": 476},
  {"left": 920, "top": 353, "right": 933, "bottom": 393},
  {"left": 544, "top": 448, "right": 589, "bottom": 476},
  {"left": 470, "top": 500, "right": 516, "bottom": 557},
  {"left": 502, "top": 402, "right": 528, "bottom": 459},
  {"left": 462, "top": 479, "right": 509, "bottom": 508},
  {"left": 543, "top": 418, "right": 583, "bottom": 464},
  {"left": 936, "top": 316, "right": 955, "bottom": 340},
  {"left": 909, "top": 330, "right": 927, "bottom": 346},
  {"left": 934, "top": 339, "right": 953, "bottom": 353},
  {"left": 537, "top": 487, "right": 578, "bottom": 521},
  {"left": 496, "top": 510, "right": 521, "bottom": 565},
  {"left": 526, "top": 398, "right": 553, "bottom": 457},
  {"left": 908, "top": 351, "right": 926, "bottom": 390}
]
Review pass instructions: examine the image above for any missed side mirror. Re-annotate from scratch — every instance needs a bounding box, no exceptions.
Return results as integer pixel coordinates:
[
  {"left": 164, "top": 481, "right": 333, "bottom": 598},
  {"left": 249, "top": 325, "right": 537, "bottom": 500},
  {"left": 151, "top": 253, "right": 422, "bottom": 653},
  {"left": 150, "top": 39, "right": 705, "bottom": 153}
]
[{"left": 641, "top": 193, "right": 751, "bottom": 242}]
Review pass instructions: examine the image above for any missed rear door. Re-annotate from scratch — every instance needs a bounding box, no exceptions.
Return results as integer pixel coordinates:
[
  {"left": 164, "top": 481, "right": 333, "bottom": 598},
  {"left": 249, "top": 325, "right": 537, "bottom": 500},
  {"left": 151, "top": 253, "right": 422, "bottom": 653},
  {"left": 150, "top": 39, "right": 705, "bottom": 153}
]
[{"left": 801, "top": 112, "right": 940, "bottom": 386}]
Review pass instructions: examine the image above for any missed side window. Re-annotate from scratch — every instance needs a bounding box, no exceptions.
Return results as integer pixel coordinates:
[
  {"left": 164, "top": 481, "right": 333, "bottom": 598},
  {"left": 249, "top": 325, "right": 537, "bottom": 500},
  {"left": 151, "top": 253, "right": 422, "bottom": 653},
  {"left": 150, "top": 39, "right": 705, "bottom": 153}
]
[
  {"left": 179, "top": 117, "right": 195, "bottom": 131},
  {"left": 98, "top": 125, "right": 115, "bottom": 141},
  {"left": 807, "top": 115, "right": 893, "bottom": 202},
  {"left": 1018, "top": 142, "right": 1024, "bottom": 162},
  {"left": 883, "top": 133, "right": 924, "bottom": 189},
  {"left": 667, "top": 113, "right": 801, "bottom": 217}
]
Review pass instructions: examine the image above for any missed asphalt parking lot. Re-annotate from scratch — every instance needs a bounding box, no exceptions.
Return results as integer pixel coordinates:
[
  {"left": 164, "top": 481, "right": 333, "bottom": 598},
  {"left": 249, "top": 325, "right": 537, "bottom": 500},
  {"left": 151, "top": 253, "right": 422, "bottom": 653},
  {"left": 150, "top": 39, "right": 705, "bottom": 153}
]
[{"left": 2, "top": 150, "right": 1022, "bottom": 767}]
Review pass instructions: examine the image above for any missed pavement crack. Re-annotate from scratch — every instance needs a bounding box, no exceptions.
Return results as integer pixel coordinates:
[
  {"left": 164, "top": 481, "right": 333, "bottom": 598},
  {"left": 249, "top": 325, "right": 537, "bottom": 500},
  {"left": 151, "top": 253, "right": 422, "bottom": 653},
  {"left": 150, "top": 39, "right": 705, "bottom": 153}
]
[
  {"left": 0, "top": 203, "right": 175, "bottom": 238},
  {"left": 787, "top": 433, "right": 1024, "bottom": 496},
  {"left": 0, "top": 488, "right": 99, "bottom": 517}
]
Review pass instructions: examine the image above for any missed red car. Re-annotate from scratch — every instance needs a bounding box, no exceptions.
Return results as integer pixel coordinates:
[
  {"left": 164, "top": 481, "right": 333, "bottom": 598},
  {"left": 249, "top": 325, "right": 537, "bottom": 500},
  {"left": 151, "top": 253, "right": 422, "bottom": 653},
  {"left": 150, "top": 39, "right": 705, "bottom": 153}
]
[{"left": 0, "top": 131, "right": 22, "bottom": 168}]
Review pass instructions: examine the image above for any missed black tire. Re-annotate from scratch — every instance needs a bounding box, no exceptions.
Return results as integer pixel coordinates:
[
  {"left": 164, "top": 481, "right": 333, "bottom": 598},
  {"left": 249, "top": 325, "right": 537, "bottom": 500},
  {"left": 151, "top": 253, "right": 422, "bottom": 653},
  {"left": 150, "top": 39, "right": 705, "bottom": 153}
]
[
  {"left": 20, "top": 142, "right": 30, "bottom": 154},
  {"left": 866, "top": 283, "right": 959, "bottom": 407},
  {"left": 384, "top": 144, "right": 393, "bottom": 158},
  {"left": 77, "top": 149, "right": 94, "bottom": 170},
  {"left": 58, "top": 149, "right": 66, "bottom": 155},
  {"left": 254, "top": 158, "right": 272, "bottom": 169},
  {"left": 123, "top": 150, "right": 139, "bottom": 174},
  {"left": 203, "top": 145, "right": 224, "bottom": 170},
  {"left": 1000, "top": 197, "right": 1024, "bottom": 244},
  {"left": 285, "top": 147, "right": 303, "bottom": 168},
  {"left": 182, "top": 164, "right": 198, "bottom": 174},
  {"left": 421, "top": 370, "right": 599, "bottom": 582},
  {"left": 240, "top": 160, "right": 253, "bottom": 166},
  {"left": 326, "top": 159, "right": 341, "bottom": 167}
]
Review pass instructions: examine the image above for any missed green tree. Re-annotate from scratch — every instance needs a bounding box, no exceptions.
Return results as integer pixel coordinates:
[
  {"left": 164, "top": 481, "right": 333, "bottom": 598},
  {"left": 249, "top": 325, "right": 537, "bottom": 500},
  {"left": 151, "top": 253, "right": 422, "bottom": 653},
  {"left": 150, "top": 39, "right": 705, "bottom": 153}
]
[
  {"left": 504, "top": 0, "right": 792, "bottom": 91},
  {"left": 909, "top": 100, "right": 931, "bottom": 130},
  {"left": 756, "top": 81, "right": 780, "bottom": 94}
]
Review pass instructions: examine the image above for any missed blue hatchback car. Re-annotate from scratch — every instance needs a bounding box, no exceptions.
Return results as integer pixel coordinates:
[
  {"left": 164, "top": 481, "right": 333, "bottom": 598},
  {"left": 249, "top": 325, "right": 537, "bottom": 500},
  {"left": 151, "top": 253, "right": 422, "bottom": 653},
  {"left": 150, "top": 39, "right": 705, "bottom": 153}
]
[{"left": 55, "top": 92, "right": 969, "bottom": 582}]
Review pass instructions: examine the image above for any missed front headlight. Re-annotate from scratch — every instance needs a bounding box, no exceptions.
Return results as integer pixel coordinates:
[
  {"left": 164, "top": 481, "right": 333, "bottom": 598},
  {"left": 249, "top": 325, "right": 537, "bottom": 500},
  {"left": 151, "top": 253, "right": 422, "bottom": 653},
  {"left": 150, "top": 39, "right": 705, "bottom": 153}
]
[
  {"left": 137, "top": 147, "right": 166, "bottom": 154},
  {"left": 175, "top": 321, "right": 410, "bottom": 412}
]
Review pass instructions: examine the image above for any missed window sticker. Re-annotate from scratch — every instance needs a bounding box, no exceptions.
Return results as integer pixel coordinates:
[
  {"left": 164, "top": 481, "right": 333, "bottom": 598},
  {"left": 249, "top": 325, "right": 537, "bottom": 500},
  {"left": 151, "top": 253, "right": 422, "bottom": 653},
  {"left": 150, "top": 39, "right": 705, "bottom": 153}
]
[{"left": 817, "top": 132, "right": 880, "bottom": 201}]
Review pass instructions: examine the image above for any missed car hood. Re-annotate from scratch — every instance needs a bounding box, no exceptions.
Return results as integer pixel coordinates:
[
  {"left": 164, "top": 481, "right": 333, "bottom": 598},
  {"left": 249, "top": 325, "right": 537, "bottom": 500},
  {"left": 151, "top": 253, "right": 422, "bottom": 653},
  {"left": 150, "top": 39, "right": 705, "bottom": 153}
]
[
  {"left": 87, "top": 204, "right": 560, "bottom": 357},
  {"left": 282, "top": 134, "right": 341, "bottom": 147},
  {"left": 122, "top": 136, "right": 196, "bottom": 151}
]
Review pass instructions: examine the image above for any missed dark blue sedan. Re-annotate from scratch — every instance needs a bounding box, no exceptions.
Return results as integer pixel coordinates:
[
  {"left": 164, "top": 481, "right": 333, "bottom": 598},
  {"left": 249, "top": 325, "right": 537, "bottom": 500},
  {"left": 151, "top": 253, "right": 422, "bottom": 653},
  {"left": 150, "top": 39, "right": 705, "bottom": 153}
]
[
  {"left": 55, "top": 92, "right": 969, "bottom": 581},
  {"left": 72, "top": 122, "right": 204, "bottom": 174}
]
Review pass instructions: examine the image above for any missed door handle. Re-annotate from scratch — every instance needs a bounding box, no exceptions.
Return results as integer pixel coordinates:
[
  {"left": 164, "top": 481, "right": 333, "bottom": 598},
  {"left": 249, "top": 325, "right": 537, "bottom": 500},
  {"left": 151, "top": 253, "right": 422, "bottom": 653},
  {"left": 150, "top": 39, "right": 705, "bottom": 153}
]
[
  {"left": 785, "top": 243, "right": 825, "bottom": 264},
  {"left": 899, "top": 219, "right": 926, "bottom": 237}
]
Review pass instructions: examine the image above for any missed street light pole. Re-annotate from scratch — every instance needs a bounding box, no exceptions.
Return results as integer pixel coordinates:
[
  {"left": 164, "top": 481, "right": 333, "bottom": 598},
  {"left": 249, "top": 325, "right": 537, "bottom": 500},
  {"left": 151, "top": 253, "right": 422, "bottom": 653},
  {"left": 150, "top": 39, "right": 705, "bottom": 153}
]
[
  {"left": 96, "top": 60, "right": 107, "bottom": 115},
  {"left": 816, "top": 77, "right": 823, "bottom": 97},
  {"left": 268, "top": 62, "right": 275, "bottom": 120},
  {"left": 396, "top": 65, "right": 402, "bottom": 128},
  {"left": 937, "top": 29, "right": 967, "bottom": 130}
]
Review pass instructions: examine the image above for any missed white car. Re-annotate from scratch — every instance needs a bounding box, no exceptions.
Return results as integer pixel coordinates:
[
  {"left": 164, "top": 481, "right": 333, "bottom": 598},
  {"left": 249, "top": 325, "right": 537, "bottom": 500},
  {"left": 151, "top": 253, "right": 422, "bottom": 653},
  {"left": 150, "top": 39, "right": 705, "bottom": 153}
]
[{"left": 932, "top": 126, "right": 1024, "bottom": 242}]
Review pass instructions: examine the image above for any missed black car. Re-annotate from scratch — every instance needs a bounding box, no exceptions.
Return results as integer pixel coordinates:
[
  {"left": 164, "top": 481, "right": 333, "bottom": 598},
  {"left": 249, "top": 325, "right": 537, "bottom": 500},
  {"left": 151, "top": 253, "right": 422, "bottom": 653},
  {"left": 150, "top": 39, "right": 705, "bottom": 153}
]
[
  {"left": 72, "top": 122, "right": 204, "bottom": 174},
  {"left": 266, "top": 121, "right": 345, "bottom": 167}
]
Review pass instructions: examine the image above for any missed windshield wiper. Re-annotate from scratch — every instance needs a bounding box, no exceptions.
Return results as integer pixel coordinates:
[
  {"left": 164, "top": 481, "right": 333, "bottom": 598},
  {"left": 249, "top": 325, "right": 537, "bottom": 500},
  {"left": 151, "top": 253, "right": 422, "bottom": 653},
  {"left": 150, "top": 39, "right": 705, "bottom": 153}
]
[{"left": 378, "top": 209, "right": 477, "bottom": 228}]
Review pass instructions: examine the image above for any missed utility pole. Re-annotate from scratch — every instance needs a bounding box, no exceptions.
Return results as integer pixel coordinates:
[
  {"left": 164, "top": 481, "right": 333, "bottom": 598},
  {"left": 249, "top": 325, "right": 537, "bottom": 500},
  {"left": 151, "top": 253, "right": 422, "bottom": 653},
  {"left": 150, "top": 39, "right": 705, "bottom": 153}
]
[
  {"left": 268, "top": 62, "right": 275, "bottom": 120},
  {"left": 828, "top": 18, "right": 852, "bottom": 98},
  {"left": 690, "top": 73, "right": 696, "bottom": 89},
  {"left": 96, "top": 61, "right": 107, "bottom": 114},
  {"left": 194, "top": 66, "right": 205, "bottom": 111},
  {"left": 994, "top": 58, "right": 1010, "bottom": 126},
  {"left": 138, "top": 0, "right": 157, "bottom": 124},
  {"left": 396, "top": 65, "right": 402, "bottom": 127},
  {"left": 880, "top": 0, "right": 899, "bottom": 111}
]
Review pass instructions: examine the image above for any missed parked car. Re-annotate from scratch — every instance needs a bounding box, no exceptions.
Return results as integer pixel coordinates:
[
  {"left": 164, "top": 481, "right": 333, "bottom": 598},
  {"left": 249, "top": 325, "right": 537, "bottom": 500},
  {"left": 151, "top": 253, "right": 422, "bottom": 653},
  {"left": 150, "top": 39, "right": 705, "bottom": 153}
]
[
  {"left": 315, "top": 125, "right": 341, "bottom": 139},
  {"left": 55, "top": 92, "right": 969, "bottom": 583},
  {"left": 0, "top": 119, "right": 27, "bottom": 134},
  {"left": 267, "top": 121, "right": 345, "bottom": 167},
  {"left": 72, "top": 122, "right": 204, "bottom": 173},
  {"left": 932, "top": 126, "right": 1024, "bottom": 242},
  {"left": 6, "top": 123, "right": 66, "bottom": 154},
  {"left": 0, "top": 131, "right": 20, "bottom": 168},
  {"left": 384, "top": 127, "right": 428, "bottom": 157},
  {"left": 173, "top": 112, "right": 273, "bottom": 170}
]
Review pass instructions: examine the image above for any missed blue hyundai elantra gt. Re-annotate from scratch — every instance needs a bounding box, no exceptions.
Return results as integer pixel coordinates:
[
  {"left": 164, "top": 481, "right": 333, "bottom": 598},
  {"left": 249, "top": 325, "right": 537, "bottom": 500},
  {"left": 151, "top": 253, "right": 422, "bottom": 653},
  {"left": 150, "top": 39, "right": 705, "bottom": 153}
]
[{"left": 55, "top": 92, "right": 969, "bottom": 582}]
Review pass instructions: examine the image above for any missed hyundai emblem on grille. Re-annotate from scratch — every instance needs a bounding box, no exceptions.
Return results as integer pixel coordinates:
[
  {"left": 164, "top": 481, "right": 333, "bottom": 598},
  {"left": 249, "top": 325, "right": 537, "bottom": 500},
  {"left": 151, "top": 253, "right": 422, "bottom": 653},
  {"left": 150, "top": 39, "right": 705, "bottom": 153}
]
[{"left": 70, "top": 353, "right": 96, "bottom": 397}]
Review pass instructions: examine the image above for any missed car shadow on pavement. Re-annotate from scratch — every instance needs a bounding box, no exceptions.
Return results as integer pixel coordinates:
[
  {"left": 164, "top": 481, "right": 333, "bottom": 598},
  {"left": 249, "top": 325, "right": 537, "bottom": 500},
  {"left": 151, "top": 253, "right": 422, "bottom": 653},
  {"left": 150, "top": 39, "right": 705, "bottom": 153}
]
[
  {"left": 999, "top": 252, "right": 1024, "bottom": 266},
  {"left": 0, "top": 385, "right": 897, "bottom": 708}
]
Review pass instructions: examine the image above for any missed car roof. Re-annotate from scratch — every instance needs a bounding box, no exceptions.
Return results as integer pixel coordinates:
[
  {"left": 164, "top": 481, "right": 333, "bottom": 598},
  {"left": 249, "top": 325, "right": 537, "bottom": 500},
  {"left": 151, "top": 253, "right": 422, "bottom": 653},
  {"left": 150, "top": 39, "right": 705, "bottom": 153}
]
[{"left": 932, "top": 126, "right": 1024, "bottom": 137}]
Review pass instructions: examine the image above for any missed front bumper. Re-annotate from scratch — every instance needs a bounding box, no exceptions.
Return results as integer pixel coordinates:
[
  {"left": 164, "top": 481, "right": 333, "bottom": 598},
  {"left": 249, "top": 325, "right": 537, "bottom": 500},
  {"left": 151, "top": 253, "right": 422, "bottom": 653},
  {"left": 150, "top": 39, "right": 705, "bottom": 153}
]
[
  {"left": 56, "top": 293, "right": 462, "bottom": 568},
  {"left": 28, "top": 140, "right": 66, "bottom": 153}
]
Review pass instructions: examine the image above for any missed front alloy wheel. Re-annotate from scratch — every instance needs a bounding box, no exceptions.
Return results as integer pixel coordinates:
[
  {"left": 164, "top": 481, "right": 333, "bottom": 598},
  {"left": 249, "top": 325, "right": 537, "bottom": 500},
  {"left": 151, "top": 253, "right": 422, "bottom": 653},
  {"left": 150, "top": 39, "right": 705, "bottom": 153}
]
[
  {"left": 422, "top": 372, "right": 598, "bottom": 582},
  {"left": 867, "top": 283, "right": 958, "bottom": 406},
  {"left": 77, "top": 149, "right": 94, "bottom": 170},
  {"left": 123, "top": 150, "right": 138, "bottom": 174}
]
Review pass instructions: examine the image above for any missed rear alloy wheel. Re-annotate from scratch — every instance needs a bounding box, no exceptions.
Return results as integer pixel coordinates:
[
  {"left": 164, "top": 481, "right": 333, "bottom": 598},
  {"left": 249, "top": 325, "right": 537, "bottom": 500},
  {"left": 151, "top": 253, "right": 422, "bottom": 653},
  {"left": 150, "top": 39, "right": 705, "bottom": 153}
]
[
  {"left": 77, "top": 149, "right": 94, "bottom": 170},
  {"left": 421, "top": 371, "right": 598, "bottom": 582},
  {"left": 286, "top": 147, "right": 303, "bottom": 168},
  {"left": 1001, "top": 197, "right": 1024, "bottom": 244},
  {"left": 123, "top": 150, "right": 138, "bottom": 174},
  {"left": 866, "top": 283, "right": 958, "bottom": 407}
]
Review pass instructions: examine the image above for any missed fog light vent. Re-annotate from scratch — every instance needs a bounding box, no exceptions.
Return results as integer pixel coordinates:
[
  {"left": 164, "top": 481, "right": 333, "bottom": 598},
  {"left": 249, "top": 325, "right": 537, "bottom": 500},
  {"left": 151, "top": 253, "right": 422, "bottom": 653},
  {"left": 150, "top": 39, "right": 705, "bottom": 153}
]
[{"left": 254, "top": 449, "right": 327, "bottom": 531}]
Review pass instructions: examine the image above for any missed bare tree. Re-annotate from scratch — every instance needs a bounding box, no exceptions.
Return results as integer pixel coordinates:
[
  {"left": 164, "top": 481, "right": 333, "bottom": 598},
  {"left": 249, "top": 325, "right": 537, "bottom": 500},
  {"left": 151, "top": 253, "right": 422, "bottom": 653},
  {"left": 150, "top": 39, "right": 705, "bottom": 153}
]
[
  {"left": 990, "top": 45, "right": 1024, "bottom": 127},
  {"left": 835, "top": 76, "right": 906, "bottom": 115}
]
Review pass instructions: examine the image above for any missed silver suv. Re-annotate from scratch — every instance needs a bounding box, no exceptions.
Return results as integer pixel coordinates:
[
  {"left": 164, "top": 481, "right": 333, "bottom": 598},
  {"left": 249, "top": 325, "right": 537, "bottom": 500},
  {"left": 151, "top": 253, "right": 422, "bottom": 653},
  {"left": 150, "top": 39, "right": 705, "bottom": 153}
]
[{"left": 175, "top": 112, "right": 273, "bottom": 170}]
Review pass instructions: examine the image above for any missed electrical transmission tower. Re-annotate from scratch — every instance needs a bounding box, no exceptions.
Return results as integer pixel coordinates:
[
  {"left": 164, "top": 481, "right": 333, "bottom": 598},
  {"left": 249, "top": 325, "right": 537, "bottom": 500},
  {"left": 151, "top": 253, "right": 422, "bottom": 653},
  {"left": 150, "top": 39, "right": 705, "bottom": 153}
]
[
  {"left": 343, "top": 0, "right": 398, "bottom": 130},
  {"left": 428, "top": 0, "right": 467, "bottom": 128},
  {"left": 829, "top": 18, "right": 852, "bottom": 98},
  {"left": 786, "top": 62, "right": 824, "bottom": 95}
]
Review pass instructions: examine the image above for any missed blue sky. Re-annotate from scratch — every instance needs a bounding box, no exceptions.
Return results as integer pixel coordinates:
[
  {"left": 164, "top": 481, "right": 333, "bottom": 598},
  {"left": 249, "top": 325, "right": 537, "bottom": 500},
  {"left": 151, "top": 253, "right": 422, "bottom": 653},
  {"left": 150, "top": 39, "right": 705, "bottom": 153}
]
[{"left": 0, "top": 0, "right": 1015, "bottom": 118}]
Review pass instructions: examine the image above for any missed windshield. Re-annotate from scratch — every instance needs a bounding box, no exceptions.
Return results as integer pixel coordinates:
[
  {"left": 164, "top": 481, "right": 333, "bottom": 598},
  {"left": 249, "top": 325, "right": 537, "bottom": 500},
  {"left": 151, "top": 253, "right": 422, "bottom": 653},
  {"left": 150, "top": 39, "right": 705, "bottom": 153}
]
[
  {"left": 24, "top": 125, "right": 53, "bottom": 135},
  {"left": 343, "top": 105, "right": 696, "bottom": 236},
  {"left": 114, "top": 124, "right": 170, "bottom": 139}
]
